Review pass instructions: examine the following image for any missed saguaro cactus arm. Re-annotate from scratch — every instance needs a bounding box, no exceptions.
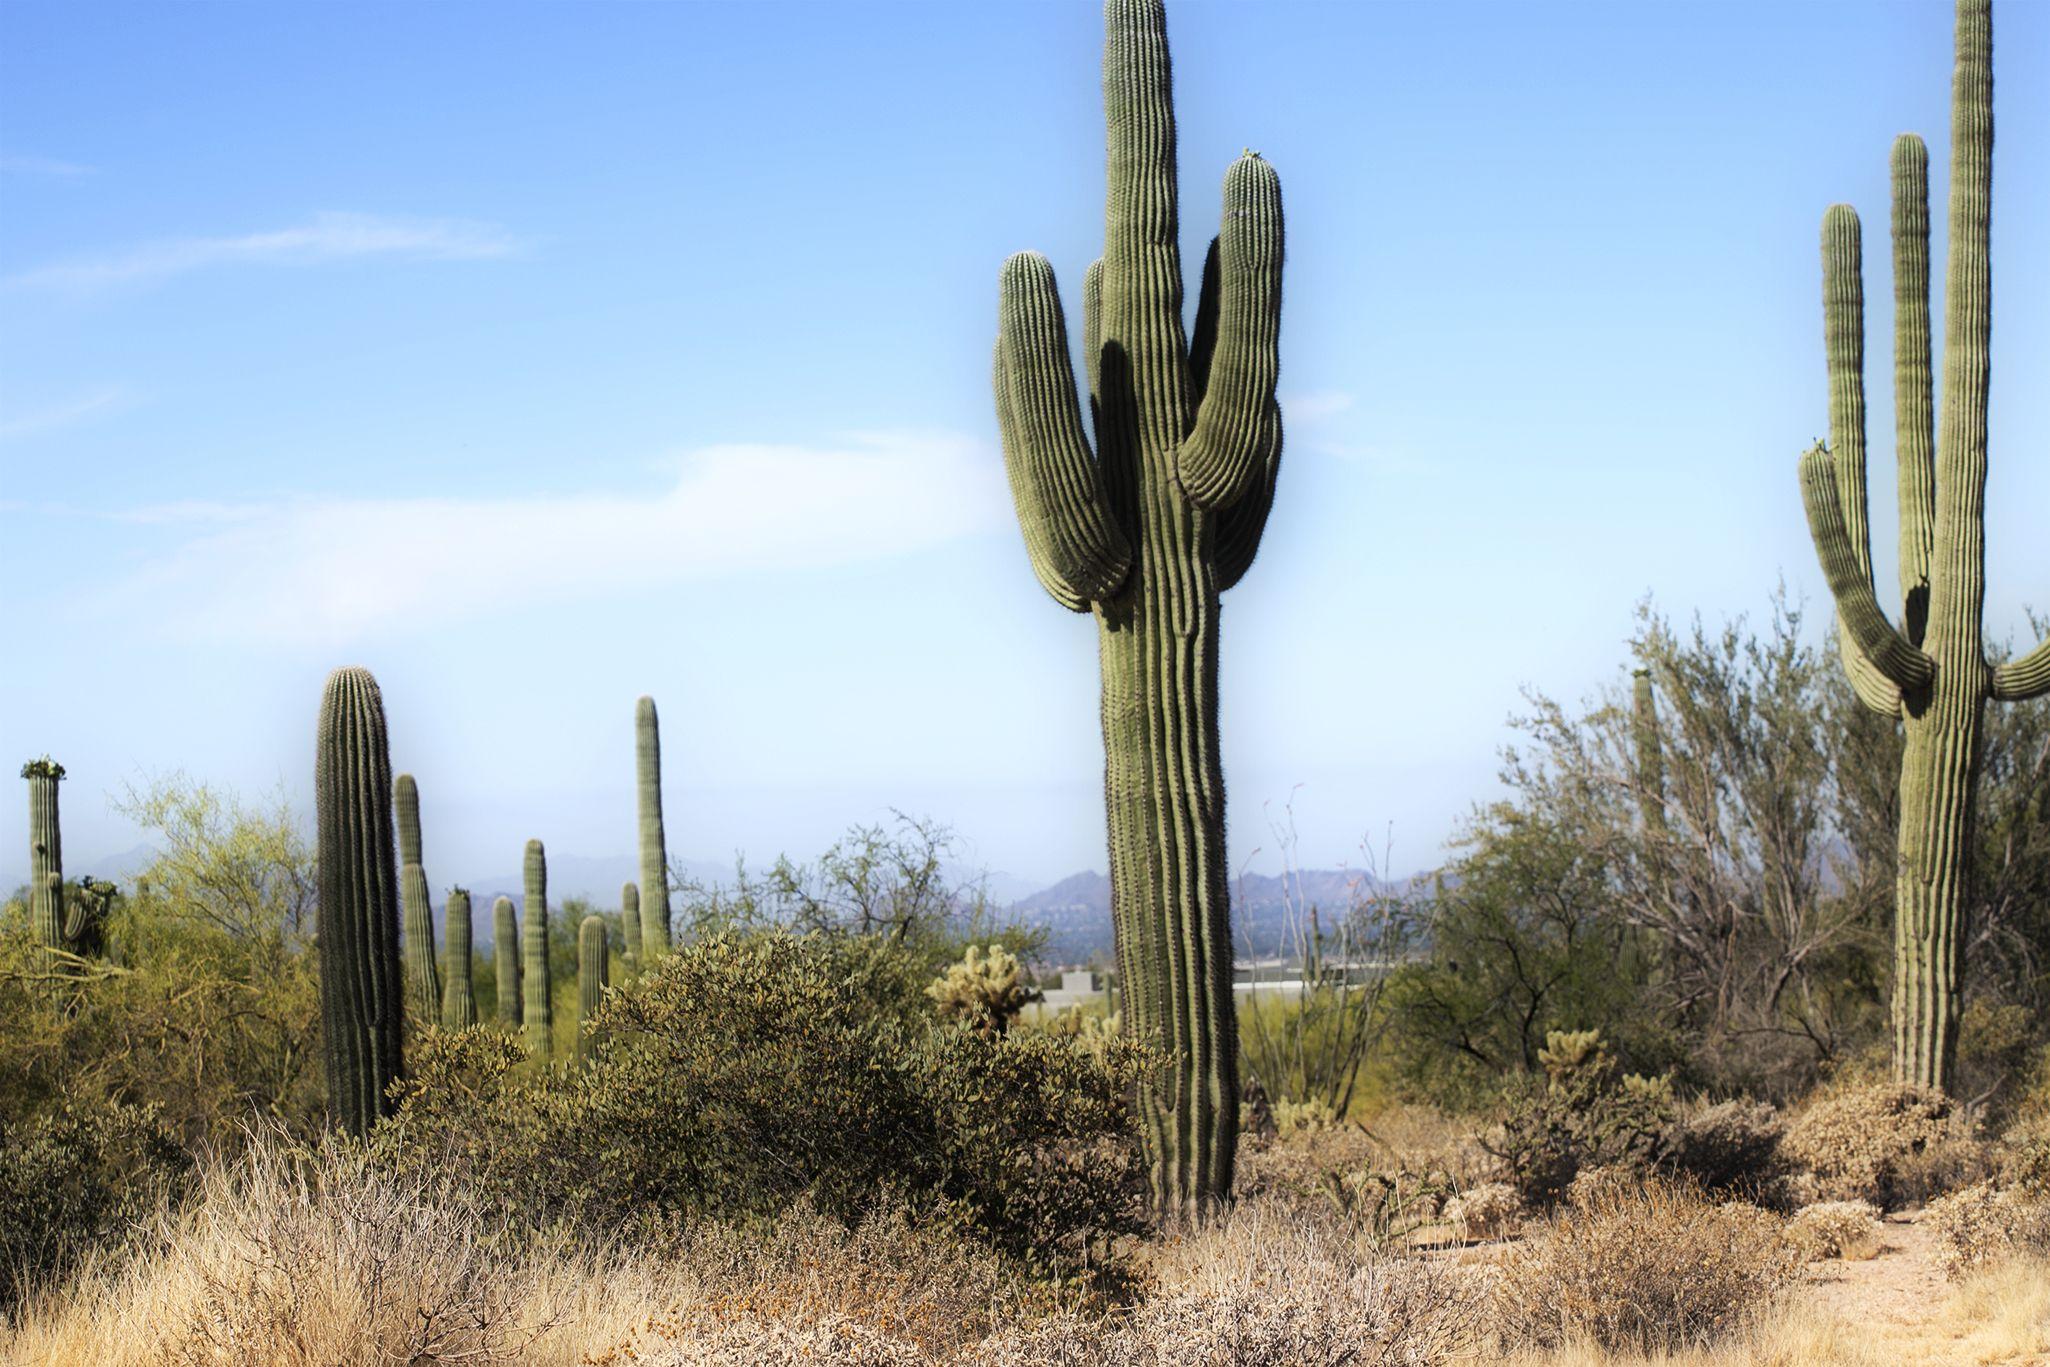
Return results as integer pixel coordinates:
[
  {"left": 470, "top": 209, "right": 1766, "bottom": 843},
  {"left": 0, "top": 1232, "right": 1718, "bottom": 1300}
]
[
  {"left": 1993, "top": 636, "right": 2050, "bottom": 701},
  {"left": 1177, "top": 154, "right": 1284, "bottom": 510},
  {"left": 995, "top": 254, "right": 1132, "bottom": 610},
  {"left": 1799, "top": 441, "right": 1933, "bottom": 694},
  {"left": 1890, "top": 135, "right": 1937, "bottom": 638}
]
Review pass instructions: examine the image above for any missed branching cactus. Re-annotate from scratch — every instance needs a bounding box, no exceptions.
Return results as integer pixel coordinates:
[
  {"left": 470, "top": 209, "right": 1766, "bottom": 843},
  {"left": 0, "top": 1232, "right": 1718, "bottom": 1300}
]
[
  {"left": 395, "top": 773, "right": 443, "bottom": 1026},
  {"left": 522, "top": 839, "right": 553, "bottom": 1059},
  {"left": 620, "top": 880, "right": 643, "bottom": 975},
  {"left": 991, "top": 0, "right": 1283, "bottom": 1214},
  {"left": 634, "top": 696, "right": 672, "bottom": 960},
  {"left": 21, "top": 758, "right": 65, "bottom": 951},
  {"left": 577, "top": 913, "right": 608, "bottom": 1059},
  {"left": 1797, "top": 0, "right": 2046, "bottom": 1090},
  {"left": 442, "top": 888, "right": 477, "bottom": 1029},
  {"left": 315, "top": 668, "right": 405, "bottom": 1135},
  {"left": 492, "top": 896, "right": 522, "bottom": 1028}
]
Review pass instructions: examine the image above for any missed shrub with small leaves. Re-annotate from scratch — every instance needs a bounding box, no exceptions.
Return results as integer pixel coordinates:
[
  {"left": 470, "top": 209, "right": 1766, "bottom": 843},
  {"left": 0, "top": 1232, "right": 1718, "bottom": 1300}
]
[
  {"left": 1660, "top": 1097, "right": 1784, "bottom": 1195},
  {"left": 1443, "top": 1181, "right": 1521, "bottom": 1242},
  {"left": 1784, "top": 1200, "right": 1883, "bottom": 1261},
  {"left": 1924, "top": 1181, "right": 2050, "bottom": 1279},
  {"left": 1782, "top": 1083, "right": 1979, "bottom": 1209}
]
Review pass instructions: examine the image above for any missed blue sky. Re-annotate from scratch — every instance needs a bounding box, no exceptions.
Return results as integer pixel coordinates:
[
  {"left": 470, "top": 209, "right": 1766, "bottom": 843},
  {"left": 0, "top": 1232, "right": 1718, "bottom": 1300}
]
[{"left": 2, "top": 0, "right": 2045, "bottom": 893}]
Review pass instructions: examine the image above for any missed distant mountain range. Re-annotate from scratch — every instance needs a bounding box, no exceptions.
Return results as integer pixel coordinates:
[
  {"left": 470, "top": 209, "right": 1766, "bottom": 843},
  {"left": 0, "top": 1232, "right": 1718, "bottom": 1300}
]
[{"left": 9, "top": 845, "right": 1411, "bottom": 964}]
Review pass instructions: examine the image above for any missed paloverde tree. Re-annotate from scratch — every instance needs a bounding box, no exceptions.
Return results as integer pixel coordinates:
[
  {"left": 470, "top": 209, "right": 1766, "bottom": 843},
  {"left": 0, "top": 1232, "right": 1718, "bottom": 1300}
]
[
  {"left": 992, "top": 0, "right": 1284, "bottom": 1213},
  {"left": 1797, "top": 0, "right": 2049, "bottom": 1090}
]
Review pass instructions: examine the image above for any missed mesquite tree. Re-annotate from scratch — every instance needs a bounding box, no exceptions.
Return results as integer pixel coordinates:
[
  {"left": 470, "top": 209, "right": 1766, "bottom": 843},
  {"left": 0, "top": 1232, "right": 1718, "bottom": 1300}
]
[
  {"left": 1797, "top": 0, "right": 2048, "bottom": 1089},
  {"left": 992, "top": 0, "right": 1284, "bottom": 1213}
]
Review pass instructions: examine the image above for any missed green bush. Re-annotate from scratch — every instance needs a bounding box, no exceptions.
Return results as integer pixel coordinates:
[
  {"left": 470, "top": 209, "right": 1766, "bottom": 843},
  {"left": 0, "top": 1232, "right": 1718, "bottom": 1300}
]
[
  {"left": 378, "top": 929, "right": 1146, "bottom": 1274},
  {"left": 0, "top": 1095, "right": 188, "bottom": 1313}
]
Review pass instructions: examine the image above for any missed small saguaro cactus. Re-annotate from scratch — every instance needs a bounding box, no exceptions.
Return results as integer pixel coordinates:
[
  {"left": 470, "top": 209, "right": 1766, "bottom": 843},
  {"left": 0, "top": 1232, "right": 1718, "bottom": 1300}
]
[
  {"left": 1796, "top": 0, "right": 2048, "bottom": 1090},
  {"left": 441, "top": 888, "right": 477, "bottom": 1029},
  {"left": 315, "top": 667, "right": 406, "bottom": 1136},
  {"left": 21, "top": 758, "right": 65, "bottom": 951},
  {"left": 620, "top": 880, "right": 643, "bottom": 974},
  {"left": 634, "top": 696, "right": 672, "bottom": 961},
  {"left": 492, "top": 896, "right": 522, "bottom": 1028},
  {"left": 522, "top": 839, "right": 553, "bottom": 1059},
  {"left": 991, "top": 0, "right": 1284, "bottom": 1214},
  {"left": 395, "top": 774, "right": 443, "bottom": 1026},
  {"left": 577, "top": 913, "right": 608, "bottom": 1059}
]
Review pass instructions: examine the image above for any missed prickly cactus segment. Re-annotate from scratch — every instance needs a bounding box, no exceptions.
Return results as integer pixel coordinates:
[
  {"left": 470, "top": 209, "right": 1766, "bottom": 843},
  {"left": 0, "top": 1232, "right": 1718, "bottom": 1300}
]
[
  {"left": 21, "top": 758, "right": 65, "bottom": 950},
  {"left": 1796, "top": 0, "right": 2047, "bottom": 1089},
  {"left": 620, "top": 880, "right": 643, "bottom": 974},
  {"left": 577, "top": 913, "right": 608, "bottom": 1058},
  {"left": 522, "top": 839, "right": 553, "bottom": 1059},
  {"left": 492, "top": 896, "right": 521, "bottom": 1027},
  {"left": 989, "top": 0, "right": 1283, "bottom": 1215},
  {"left": 395, "top": 774, "right": 442, "bottom": 1026},
  {"left": 634, "top": 697, "right": 673, "bottom": 961},
  {"left": 315, "top": 668, "right": 406, "bottom": 1135},
  {"left": 441, "top": 888, "right": 477, "bottom": 1029}
]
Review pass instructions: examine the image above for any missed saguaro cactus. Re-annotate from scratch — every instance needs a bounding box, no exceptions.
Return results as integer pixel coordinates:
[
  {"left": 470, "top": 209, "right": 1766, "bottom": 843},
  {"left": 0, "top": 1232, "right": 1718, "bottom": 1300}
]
[
  {"left": 522, "top": 839, "right": 553, "bottom": 1059},
  {"left": 634, "top": 696, "right": 672, "bottom": 960},
  {"left": 1798, "top": 0, "right": 2048, "bottom": 1090},
  {"left": 442, "top": 888, "right": 477, "bottom": 1029},
  {"left": 992, "top": 0, "right": 1284, "bottom": 1213},
  {"left": 492, "top": 896, "right": 522, "bottom": 1028},
  {"left": 21, "top": 758, "right": 65, "bottom": 950},
  {"left": 577, "top": 913, "right": 608, "bottom": 1059},
  {"left": 620, "top": 880, "right": 643, "bottom": 974},
  {"left": 1630, "top": 670, "right": 1667, "bottom": 837},
  {"left": 315, "top": 668, "right": 406, "bottom": 1135},
  {"left": 395, "top": 774, "right": 443, "bottom": 1025}
]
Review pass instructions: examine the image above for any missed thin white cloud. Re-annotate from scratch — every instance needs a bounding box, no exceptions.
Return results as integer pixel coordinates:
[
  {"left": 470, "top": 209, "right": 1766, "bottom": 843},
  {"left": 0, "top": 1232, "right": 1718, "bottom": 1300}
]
[
  {"left": 5, "top": 212, "right": 521, "bottom": 294},
  {"left": 0, "top": 388, "right": 130, "bottom": 441},
  {"left": 102, "top": 432, "right": 1007, "bottom": 644},
  {"left": 1280, "top": 389, "right": 1355, "bottom": 424},
  {"left": 0, "top": 154, "right": 95, "bottom": 178}
]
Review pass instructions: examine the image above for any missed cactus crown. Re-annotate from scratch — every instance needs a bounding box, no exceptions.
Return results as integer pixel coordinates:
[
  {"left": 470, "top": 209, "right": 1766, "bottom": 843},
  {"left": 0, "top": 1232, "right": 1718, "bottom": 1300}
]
[{"left": 20, "top": 758, "right": 65, "bottom": 781}]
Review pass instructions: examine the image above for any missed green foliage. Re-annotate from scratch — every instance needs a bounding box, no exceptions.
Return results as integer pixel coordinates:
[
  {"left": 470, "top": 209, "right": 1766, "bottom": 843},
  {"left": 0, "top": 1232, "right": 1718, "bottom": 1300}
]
[
  {"left": 0, "top": 1094, "right": 187, "bottom": 1314},
  {"left": 378, "top": 929, "right": 1147, "bottom": 1274}
]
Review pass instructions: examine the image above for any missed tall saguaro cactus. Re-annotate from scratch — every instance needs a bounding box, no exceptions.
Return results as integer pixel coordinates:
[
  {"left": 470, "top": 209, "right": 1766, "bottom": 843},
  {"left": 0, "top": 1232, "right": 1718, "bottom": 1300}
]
[
  {"left": 1798, "top": 0, "right": 2048, "bottom": 1090},
  {"left": 634, "top": 697, "right": 672, "bottom": 960},
  {"left": 315, "top": 668, "right": 406, "bottom": 1135},
  {"left": 522, "top": 839, "right": 553, "bottom": 1059},
  {"left": 442, "top": 888, "right": 477, "bottom": 1029},
  {"left": 577, "top": 914, "right": 608, "bottom": 1059},
  {"left": 992, "top": 0, "right": 1284, "bottom": 1213},
  {"left": 620, "top": 880, "right": 643, "bottom": 975},
  {"left": 21, "top": 758, "right": 65, "bottom": 950},
  {"left": 395, "top": 774, "right": 443, "bottom": 1025},
  {"left": 492, "top": 896, "right": 522, "bottom": 1028}
]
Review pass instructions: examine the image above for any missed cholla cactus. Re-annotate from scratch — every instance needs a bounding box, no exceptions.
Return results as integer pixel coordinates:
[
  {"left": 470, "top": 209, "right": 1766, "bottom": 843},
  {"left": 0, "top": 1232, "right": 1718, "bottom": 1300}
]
[
  {"left": 927, "top": 942, "right": 1041, "bottom": 1036},
  {"left": 1538, "top": 1029, "right": 1607, "bottom": 1085}
]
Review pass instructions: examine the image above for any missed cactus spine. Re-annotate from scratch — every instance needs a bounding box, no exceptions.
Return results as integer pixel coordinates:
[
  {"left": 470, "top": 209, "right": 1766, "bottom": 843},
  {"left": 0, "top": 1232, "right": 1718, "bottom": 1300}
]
[
  {"left": 620, "top": 880, "right": 643, "bottom": 974},
  {"left": 441, "top": 888, "right": 477, "bottom": 1028},
  {"left": 315, "top": 667, "right": 405, "bottom": 1135},
  {"left": 992, "top": 0, "right": 1284, "bottom": 1213},
  {"left": 577, "top": 913, "right": 608, "bottom": 1058},
  {"left": 634, "top": 696, "right": 672, "bottom": 960},
  {"left": 21, "top": 758, "right": 65, "bottom": 951},
  {"left": 522, "top": 839, "right": 553, "bottom": 1059},
  {"left": 1797, "top": 0, "right": 2048, "bottom": 1090},
  {"left": 395, "top": 773, "right": 443, "bottom": 1026},
  {"left": 492, "top": 895, "right": 522, "bottom": 1027}
]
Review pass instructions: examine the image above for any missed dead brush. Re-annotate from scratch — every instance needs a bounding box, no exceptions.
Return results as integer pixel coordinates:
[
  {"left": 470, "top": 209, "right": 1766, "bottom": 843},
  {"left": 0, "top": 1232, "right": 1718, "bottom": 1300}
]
[{"left": 1492, "top": 1177, "right": 1795, "bottom": 1354}]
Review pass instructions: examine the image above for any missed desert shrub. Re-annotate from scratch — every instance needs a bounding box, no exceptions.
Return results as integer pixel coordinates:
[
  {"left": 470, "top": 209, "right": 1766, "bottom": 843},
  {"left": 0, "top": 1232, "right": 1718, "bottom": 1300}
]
[
  {"left": 0, "top": 1096, "right": 188, "bottom": 1314},
  {"left": 1442, "top": 1182, "right": 1521, "bottom": 1242},
  {"left": 1482, "top": 1030, "right": 1675, "bottom": 1205},
  {"left": 1783, "top": 1200, "right": 1883, "bottom": 1261},
  {"left": 379, "top": 930, "right": 1147, "bottom": 1275},
  {"left": 1563, "top": 1163, "right": 1631, "bottom": 1211},
  {"left": 1658, "top": 1097, "right": 1784, "bottom": 1195},
  {"left": 1494, "top": 1178, "right": 1793, "bottom": 1353},
  {"left": 1925, "top": 1181, "right": 2050, "bottom": 1280},
  {"left": 1781, "top": 1083, "right": 1983, "bottom": 1208}
]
